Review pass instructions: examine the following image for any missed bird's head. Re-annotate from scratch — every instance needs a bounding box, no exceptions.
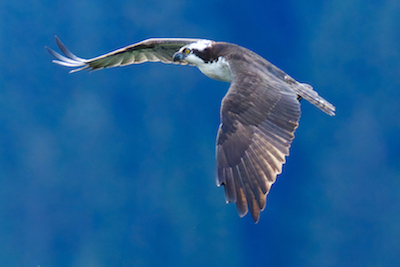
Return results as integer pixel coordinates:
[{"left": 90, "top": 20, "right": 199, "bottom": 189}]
[
  {"left": 173, "top": 40, "right": 232, "bottom": 82},
  {"left": 173, "top": 40, "right": 215, "bottom": 65}
]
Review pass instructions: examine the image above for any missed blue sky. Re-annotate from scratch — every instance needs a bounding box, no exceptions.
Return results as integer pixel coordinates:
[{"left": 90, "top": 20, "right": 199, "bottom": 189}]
[{"left": 1, "top": 0, "right": 400, "bottom": 266}]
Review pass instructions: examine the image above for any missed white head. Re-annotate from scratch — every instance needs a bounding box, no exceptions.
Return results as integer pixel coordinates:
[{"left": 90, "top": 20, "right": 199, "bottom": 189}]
[
  {"left": 185, "top": 39, "right": 213, "bottom": 51},
  {"left": 173, "top": 40, "right": 232, "bottom": 82},
  {"left": 173, "top": 40, "right": 213, "bottom": 65}
]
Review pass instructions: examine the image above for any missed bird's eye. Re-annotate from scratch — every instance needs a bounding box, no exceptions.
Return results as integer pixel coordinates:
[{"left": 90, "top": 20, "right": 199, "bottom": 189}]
[{"left": 183, "top": 48, "right": 191, "bottom": 54}]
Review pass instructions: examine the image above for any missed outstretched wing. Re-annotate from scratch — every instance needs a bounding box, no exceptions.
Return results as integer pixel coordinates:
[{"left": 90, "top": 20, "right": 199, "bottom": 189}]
[
  {"left": 216, "top": 45, "right": 301, "bottom": 223},
  {"left": 46, "top": 36, "right": 203, "bottom": 72}
]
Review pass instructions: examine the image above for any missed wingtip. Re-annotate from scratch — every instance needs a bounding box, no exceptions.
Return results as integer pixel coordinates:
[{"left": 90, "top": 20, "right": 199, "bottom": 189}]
[
  {"left": 326, "top": 106, "right": 336, "bottom": 116},
  {"left": 44, "top": 46, "right": 51, "bottom": 54},
  {"left": 250, "top": 211, "right": 261, "bottom": 223},
  {"left": 54, "top": 36, "right": 63, "bottom": 51},
  {"left": 54, "top": 35, "right": 61, "bottom": 45},
  {"left": 331, "top": 106, "right": 336, "bottom": 116},
  {"left": 46, "top": 35, "right": 88, "bottom": 71}
]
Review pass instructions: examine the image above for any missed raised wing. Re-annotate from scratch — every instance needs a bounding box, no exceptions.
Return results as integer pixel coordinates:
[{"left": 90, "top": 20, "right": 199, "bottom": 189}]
[
  {"left": 216, "top": 45, "right": 302, "bottom": 222},
  {"left": 46, "top": 36, "right": 203, "bottom": 73}
]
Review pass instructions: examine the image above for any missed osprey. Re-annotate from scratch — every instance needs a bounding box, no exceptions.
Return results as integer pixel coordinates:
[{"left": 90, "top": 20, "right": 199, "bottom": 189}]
[{"left": 47, "top": 36, "right": 335, "bottom": 223}]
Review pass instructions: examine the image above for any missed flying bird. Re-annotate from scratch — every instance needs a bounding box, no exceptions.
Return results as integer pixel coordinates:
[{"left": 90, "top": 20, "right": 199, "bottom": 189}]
[{"left": 46, "top": 36, "right": 335, "bottom": 223}]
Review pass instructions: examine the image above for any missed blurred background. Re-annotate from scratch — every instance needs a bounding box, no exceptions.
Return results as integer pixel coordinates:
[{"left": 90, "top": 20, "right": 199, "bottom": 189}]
[{"left": 1, "top": 0, "right": 400, "bottom": 266}]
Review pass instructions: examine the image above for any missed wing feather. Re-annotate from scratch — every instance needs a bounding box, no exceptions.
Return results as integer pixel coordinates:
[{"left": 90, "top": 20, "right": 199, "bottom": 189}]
[
  {"left": 46, "top": 36, "right": 204, "bottom": 72},
  {"left": 216, "top": 44, "right": 301, "bottom": 222},
  {"left": 231, "top": 166, "right": 248, "bottom": 217}
]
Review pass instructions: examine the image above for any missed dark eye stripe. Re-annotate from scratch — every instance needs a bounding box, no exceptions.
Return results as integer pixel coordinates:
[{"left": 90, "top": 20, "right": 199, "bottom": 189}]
[{"left": 193, "top": 48, "right": 218, "bottom": 63}]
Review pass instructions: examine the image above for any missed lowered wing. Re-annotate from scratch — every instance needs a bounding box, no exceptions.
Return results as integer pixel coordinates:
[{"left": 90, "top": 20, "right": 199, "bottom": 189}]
[
  {"left": 46, "top": 36, "right": 203, "bottom": 73},
  {"left": 216, "top": 45, "right": 302, "bottom": 222}
]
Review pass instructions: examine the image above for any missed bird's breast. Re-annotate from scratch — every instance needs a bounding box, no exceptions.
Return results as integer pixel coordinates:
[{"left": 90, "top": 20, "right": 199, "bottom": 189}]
[{"left": 197, "top": 56, "right": 232, "bottom": 83}]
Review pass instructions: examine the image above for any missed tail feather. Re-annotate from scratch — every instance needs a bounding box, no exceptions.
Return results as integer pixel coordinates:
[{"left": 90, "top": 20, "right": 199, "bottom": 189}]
[{"left": 285, "top": 75, "right": 335, "bottom": 116}]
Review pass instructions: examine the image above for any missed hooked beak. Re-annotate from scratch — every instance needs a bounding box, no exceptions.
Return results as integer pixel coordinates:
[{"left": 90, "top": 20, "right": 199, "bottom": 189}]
[{"left": 173, "top": 52, "right": 184, "bottom": 62}]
